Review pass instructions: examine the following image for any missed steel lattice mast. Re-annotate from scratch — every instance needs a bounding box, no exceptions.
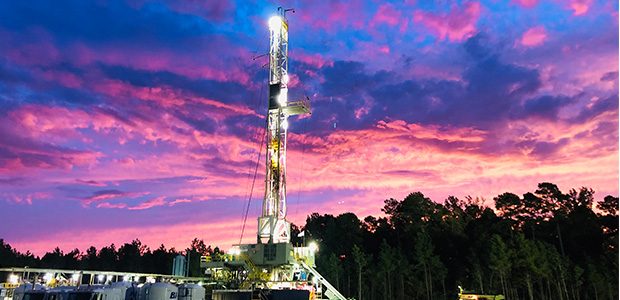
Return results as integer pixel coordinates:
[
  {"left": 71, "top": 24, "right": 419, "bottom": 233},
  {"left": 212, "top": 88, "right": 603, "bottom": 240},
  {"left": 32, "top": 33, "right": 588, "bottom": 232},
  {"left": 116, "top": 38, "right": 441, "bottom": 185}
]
[
  {"left": 201, "top": 11, "right": 345, "bottom": 298},
  {"left": 258, "top": 7, "right": 310, "bottom": 245}
]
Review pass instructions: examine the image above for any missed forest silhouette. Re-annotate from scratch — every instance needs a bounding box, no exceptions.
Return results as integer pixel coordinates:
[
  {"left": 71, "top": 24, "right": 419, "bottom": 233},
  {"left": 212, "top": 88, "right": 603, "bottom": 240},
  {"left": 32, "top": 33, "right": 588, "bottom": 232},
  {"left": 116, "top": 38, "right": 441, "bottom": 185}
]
[{"left": 1, "top": 182, "right": 617, "bottom": 300}]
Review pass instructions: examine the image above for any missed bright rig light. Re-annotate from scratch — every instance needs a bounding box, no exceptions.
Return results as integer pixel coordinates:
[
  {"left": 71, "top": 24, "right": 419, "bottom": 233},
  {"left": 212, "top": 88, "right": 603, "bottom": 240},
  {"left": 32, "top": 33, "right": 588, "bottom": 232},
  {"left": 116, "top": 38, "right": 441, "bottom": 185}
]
[
  {"left": 309, "top": 242, "right": 318, "bottom": 253},
  {"left": 268, "top": 15, "right": 282, "bottom": 31},
  {"left": 228, "top": 247, "right": 241, "bottom": 256},
  {"left": 278, "top": 88, "right": 288, "bottom": 106},
  {"left": 9, "top": 274, "right": 18, "bottom": 284}
]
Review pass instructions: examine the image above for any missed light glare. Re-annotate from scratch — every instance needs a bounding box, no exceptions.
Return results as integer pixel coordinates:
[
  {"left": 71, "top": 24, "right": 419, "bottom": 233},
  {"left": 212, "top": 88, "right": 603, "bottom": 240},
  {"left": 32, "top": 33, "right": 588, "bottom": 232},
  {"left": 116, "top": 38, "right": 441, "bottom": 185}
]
[
  {"left": 309, "top": 242, "right": 318, "bottom": 253},
  {"left": 268, "top": 16, "right": 282, "bottom": 31},
  {"left": 278, "top": 88, "right": 288, "bottom": 106}
]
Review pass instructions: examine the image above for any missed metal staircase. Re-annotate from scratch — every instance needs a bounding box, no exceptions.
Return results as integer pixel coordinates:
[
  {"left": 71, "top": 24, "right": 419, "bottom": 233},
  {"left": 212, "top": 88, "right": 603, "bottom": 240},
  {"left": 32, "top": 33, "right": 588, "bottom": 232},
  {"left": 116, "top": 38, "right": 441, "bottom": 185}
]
[
  {"left": 300, "top": 262, "right": 346, "bottom": 300},
  {"left": 240, "top": 255, "right": 269, "bottom": 289}
]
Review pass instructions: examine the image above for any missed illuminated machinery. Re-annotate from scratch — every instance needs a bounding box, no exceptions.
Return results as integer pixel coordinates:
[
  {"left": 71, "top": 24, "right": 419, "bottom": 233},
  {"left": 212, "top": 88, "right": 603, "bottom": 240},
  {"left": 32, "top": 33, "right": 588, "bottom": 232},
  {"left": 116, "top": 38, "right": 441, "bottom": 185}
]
[
  {"left": 458, "top": 287, "right": 506, "bottom": 300},
  {"left": 200, "top": 8, "right": 345, "bottom": 300}
]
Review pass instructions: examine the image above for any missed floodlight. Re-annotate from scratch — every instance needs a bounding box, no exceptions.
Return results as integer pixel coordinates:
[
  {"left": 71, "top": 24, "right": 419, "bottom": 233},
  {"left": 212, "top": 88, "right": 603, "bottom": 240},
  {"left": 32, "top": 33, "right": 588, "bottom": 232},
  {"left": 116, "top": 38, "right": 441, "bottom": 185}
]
[
  {"left": 278, "top": 88, "right": 288, "bottom": 106},
  {"left": 268, "top": 16, "right": 282, "bottom": 31},
  {"left": 309, "top": 242, "right": 318, "bottom": 253}
]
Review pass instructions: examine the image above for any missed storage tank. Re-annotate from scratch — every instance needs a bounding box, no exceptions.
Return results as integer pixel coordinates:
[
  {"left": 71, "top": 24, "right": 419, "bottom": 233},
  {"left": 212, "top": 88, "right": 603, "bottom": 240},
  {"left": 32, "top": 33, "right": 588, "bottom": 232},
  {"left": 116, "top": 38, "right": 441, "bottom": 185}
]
[
  {"left": 177, "top": 284, "right": 204, "bottom": 300},
  {"left": 172, "top": 255, "right": 187, "bottom": 277},
  {"left": 46, "top": 286, "right": 75, "bottom": 300},
  {"left": 108, "top": 282, "right": 138, "bottom": 300},
  {"left": 67, "top": 288, "right": 104, "bottom": 300},
  {"left": 101, "top": 285, "right": 122, "bottom": 300},
  {"left": 139, "top": 283, "right": 178, "bottom": 300}
]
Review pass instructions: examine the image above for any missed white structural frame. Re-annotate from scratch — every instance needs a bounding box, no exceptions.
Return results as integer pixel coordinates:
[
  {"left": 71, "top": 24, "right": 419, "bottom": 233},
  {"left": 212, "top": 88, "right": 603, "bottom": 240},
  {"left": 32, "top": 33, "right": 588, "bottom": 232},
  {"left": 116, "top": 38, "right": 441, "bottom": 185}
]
[{"left": 258, "top": 8, "right": 309, "bottom": 245}]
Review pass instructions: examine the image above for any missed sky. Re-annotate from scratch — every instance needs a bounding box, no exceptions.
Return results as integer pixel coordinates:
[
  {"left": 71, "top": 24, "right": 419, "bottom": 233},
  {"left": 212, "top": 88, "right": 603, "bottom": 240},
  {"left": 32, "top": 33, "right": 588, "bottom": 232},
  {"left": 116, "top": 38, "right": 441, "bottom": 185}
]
[{"left": 0, "top": 0, "right": 618, "bottom": 257}]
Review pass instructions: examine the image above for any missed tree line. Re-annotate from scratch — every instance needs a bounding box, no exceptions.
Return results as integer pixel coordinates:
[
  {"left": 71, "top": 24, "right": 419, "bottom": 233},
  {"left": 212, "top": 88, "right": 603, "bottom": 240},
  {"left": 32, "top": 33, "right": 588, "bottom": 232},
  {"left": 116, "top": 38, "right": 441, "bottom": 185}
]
[
  {"left": 304, "top": 183, "right": 618, "bottom": 300},
  {"left": 0, "top": 182, "right": 617, "bottom": 300},
  {"left": 0, "top": 238, "right": 212, "bottom": 277}
]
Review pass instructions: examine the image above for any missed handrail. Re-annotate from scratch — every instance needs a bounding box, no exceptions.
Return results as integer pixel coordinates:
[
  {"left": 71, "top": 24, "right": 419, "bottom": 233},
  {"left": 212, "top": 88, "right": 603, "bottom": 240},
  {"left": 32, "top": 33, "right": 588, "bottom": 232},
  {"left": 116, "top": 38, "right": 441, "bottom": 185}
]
[
  {"left": 239, "top": 255, "right": 269, "bottom": 289},
  {"left": 300, "top": 262, "right": 346, "bottom": 300},
  {"left": 287, "top": 96, "right": 311, "bottom": 111}
]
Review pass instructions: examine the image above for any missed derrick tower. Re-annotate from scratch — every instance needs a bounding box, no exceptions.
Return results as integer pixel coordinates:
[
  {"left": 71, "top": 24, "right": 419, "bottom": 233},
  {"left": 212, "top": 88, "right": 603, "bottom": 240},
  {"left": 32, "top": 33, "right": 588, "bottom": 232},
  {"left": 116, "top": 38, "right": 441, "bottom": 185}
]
[
  {"left": 201, "top": 9, "right": 345, "bottom": 299},
  {"left": 258, "top": 7, "right": 311, "bottom": 245}
]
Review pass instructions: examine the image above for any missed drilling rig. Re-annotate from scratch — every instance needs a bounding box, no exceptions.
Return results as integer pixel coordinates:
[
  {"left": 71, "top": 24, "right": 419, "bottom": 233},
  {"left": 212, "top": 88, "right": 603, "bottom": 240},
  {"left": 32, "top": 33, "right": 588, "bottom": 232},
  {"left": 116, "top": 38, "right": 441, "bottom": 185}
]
[{"left": 201, "top": 8, "right": 345, "bottom": 300}]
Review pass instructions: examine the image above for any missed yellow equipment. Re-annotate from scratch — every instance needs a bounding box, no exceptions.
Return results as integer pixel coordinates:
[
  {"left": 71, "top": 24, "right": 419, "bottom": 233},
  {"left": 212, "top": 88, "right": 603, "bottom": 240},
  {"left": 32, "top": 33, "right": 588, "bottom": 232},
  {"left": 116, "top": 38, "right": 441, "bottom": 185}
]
[{"left": 458, "top": 286, "right": 506, "bottom": 300}]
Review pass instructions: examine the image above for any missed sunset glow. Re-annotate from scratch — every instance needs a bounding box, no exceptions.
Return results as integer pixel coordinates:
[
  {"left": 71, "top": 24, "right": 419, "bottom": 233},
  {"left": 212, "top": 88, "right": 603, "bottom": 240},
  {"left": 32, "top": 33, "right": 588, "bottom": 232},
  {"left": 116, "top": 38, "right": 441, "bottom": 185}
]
[{"left": 0, "top": 0, "right": 617, "bottom": 256}]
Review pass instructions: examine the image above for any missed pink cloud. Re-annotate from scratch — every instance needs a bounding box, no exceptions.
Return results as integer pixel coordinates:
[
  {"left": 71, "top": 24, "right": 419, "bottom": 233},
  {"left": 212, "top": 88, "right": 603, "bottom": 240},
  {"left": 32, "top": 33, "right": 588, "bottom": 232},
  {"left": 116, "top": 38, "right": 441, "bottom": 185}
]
[
  {"left": 33, "top": 192, "right": 53, "bottom": 199},
  {"left": 293, "top": 51, "right": 334, "bottom": 69},
  {"left": 91, "top": 80, "right": 259, "bottom": 118},
  {"left": 128, "top": 196, "right": 167, "bottom": 210},
  {"left": 32, "top": 68, "right": 83, "bottom": 88},
  {"left": 97, "top": 202, "right": 128, "bottom": 209},
  {"left": 169, "top": 198, "right": 192, "bottom": 206},
  {"left": 64, "top": 38, "right": 255, "bottom": 86},
  {"left": 2, "top": 192, "right": 52, "bottom": 205},
  {"left": 291, "top": 51, "right": 332, "bottom": 84},
  {"left": 3, "top": 113, "right": 617, "bottom": 257},
  {"left": 4, "top": 193, "right": 33, "bottom": 205},
  {"left": 287, "top": 73, "right": 301, "bottom": 88},
  {"left": 3, "top": 102, "right": 267, "bottom": 192},
  {"left": 355, "top": 41, "right": 393, "bottom": 61},
  {"left": 0, "top": 11, "right": 276, "bottom": 94},
  {"left": 511, "top": 0, "right": 539, "bottom": 8},
  {"left": 297, "top": 1, "right": 366, "bottom": 33},
  {"left": 0, "top": 110, "right": 103, "bottom": 173},
  {"left": 281, "top": 115, "right": 618, "bottom": 210},
  {"left": 8, "top": 104, "right": 93, "bottom": 142},
  {"left": 371, "top": 3, "right": 409, "bottom": 32},
  {"left": 511, "top": 0, "right": 593, "bottom": 14},
  {"left": 120, "top": 158, "right": 135, "bottom": 165},
  {"left": 520, "top": 26, "right": 548, "bottom": 47},
  {"left": 5, "top": 91, "right": 260, "bottom": 166},
  {"left": 82, "top": 190, "right": 149, "bottom": 205},
  {"left": 413, "top": 1, "right": 482, "bottom": 42},
  {"left": 528, "top": 30, "right": 618, "bottom": 96},
  {"left": 567, "top": 0, "right": 593, "bottom": 15}
]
